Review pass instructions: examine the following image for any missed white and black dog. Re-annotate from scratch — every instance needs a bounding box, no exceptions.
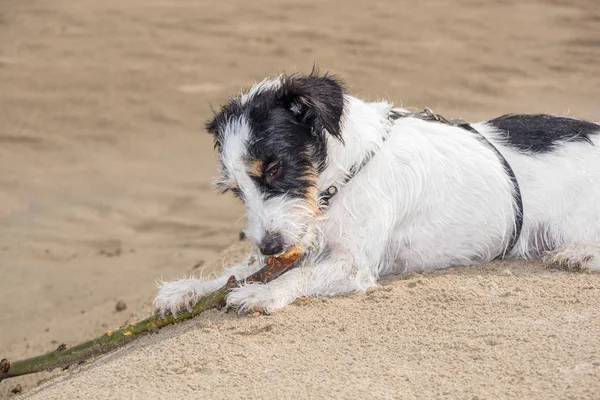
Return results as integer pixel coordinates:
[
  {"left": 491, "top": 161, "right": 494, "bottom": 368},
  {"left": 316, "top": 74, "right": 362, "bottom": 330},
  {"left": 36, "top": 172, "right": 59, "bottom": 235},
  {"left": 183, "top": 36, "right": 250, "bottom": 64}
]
[{"left": 155, "top": 71, "right": 600, "bottom": 315}]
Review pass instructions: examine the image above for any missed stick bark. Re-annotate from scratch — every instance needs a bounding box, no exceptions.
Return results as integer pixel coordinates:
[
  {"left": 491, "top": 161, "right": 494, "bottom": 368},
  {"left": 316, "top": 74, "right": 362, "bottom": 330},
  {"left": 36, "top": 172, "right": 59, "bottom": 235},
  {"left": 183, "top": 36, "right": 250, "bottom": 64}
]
[{"left": 0, "top": 254, "right": 302, "bottom": 382}]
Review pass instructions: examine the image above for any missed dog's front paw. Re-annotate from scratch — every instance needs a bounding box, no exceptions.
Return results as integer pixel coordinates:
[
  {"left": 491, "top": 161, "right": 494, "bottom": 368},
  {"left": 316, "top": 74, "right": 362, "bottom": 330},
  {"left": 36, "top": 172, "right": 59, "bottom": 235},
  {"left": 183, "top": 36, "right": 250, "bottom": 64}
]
[
  {"left": 154, "top": 278, "right": 220, "bottom": 316},
  {"left": 226, "top": 283, "right": 295, "bottom": 314}
]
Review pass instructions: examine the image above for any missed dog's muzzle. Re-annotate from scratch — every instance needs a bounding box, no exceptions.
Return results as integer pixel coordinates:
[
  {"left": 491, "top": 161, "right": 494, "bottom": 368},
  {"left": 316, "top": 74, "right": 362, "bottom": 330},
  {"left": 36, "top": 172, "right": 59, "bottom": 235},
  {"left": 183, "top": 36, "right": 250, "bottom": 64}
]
[{"left": 258, "top": 231, "right": 285, "bottom": 256}]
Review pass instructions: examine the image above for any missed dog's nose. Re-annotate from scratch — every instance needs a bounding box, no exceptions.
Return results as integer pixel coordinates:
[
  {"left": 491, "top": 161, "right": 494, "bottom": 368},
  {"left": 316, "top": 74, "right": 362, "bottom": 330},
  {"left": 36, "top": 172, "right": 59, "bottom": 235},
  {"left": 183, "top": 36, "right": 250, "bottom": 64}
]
[{"left": 259, "top": 232, "right": 285, "bottom": 256}]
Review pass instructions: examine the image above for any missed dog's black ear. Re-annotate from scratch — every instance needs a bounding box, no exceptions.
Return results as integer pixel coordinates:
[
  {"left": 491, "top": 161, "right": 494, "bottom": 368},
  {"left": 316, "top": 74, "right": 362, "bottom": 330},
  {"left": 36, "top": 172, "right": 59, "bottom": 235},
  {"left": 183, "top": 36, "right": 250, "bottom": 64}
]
[
  {"left": 205, "top": 112, "right": 222, "bottom": 150},
  {"left": 279, "top": 72, "right": 345, "bottom": 141},
  {"left": 206, "top": 114, "right": 218, "bottom": 137},
  {"left": 206, "top": 102, "right": 238, "bottom": 150}
]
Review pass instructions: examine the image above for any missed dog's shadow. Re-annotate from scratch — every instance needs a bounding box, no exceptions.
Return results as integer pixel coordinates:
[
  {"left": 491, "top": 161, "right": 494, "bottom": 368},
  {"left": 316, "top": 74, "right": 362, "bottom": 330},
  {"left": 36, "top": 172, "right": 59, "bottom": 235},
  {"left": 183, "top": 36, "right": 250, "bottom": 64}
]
[{"left": 383, "top": 256, "right": 586, "bottom": 282}]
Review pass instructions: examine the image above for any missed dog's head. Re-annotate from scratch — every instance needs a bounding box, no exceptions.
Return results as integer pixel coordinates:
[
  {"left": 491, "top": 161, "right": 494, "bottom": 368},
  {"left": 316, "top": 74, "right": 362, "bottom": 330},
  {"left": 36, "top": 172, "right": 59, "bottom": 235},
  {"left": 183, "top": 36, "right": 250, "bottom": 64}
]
[{"left": 206, "top": 72, "right": 345, "bottom": 256}]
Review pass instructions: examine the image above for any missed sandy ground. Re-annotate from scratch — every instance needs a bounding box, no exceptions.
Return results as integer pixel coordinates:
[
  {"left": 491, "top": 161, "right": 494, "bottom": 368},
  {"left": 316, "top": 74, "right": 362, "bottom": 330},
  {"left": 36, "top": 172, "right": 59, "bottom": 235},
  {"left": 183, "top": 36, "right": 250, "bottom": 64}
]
[{"left": 0, "top": 0, "right": 599, "bottom": 398}]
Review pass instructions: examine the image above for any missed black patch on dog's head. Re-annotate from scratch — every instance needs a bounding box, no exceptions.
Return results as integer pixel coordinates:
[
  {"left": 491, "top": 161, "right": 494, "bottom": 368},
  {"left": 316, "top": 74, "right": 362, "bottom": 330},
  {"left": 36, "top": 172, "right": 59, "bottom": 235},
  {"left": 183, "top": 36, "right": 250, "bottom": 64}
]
[
  {"left": 206, "top": 71, "right": 346, "bottom": 200},
  {"left": 488, "top": 114, "right": 599, "bottom": 153},
  {"left": 276, "top": 72, "right": 346, "bottom": 142}
]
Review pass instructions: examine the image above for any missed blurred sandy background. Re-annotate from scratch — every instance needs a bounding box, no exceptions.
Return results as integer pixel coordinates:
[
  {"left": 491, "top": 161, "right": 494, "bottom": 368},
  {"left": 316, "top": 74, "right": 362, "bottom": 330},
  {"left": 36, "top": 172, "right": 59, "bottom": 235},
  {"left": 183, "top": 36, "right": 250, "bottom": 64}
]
[{"left": 1, "top": 0, "right": 599, "bottom": 398}]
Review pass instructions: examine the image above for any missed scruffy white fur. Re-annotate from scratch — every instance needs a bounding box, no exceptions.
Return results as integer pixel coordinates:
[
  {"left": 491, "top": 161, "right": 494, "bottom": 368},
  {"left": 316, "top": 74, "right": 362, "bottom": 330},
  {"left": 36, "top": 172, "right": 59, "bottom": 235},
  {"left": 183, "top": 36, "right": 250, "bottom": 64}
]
[{"left": 155, "top": 77, "right": 600, "bottom": 315}]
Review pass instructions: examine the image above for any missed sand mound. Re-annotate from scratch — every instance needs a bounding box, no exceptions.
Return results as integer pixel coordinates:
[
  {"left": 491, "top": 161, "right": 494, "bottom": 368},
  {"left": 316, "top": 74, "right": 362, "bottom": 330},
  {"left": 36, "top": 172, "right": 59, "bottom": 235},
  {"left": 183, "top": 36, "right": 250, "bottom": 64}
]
[{"left": 19, "top": 248, "right": 600, "bottom": 399}]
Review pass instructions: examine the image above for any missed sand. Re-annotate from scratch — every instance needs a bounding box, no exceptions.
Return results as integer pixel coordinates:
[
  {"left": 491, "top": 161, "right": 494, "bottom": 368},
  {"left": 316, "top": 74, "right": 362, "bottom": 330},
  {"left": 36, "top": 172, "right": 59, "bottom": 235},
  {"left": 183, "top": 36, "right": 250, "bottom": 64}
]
[{"left": 0, "top": 0, "right": 599, "bottom": 398}]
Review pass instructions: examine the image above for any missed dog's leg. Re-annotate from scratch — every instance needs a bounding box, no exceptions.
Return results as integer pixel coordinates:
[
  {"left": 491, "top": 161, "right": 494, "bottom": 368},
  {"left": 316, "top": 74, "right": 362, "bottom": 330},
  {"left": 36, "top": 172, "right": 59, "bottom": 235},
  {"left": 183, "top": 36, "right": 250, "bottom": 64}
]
[
  {"left": 154, "top": 251, "right": 264, "bottom": 316},
  {"left": 542, "top": 243, "right": 600, "bottom": 271},
  {"left": 226, "top": 250, "right": 379, "bottom": 313}
]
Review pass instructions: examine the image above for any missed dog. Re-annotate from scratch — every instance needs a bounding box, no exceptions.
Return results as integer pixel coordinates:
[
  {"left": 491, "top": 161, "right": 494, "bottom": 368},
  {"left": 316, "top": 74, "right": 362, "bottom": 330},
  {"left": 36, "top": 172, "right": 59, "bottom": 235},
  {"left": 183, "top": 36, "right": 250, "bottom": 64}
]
[{"left": 154, "top": 71, "right": 600, "bottom": 315}]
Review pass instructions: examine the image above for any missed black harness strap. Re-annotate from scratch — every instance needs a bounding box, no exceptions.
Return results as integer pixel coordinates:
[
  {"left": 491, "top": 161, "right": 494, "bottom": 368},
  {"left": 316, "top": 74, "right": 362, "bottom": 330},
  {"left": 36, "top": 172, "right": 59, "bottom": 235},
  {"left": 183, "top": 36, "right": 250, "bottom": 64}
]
[{"left": 319, "top": 107, "right": 524, "bottom": 259}]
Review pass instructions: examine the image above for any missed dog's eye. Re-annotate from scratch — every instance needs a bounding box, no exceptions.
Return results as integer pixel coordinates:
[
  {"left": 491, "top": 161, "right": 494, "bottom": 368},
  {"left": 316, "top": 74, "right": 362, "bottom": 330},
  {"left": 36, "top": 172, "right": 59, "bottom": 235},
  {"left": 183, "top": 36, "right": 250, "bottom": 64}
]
[{"left": 266, "top": 160, "right": 282, "bottom": 179}]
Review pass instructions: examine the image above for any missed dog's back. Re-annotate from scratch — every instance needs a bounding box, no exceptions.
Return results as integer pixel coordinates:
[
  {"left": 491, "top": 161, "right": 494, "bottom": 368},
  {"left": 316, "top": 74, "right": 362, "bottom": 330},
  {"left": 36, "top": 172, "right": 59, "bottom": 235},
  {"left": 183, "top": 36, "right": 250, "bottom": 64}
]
[{"left": 477, "top": 114, "right": 600, "bottom": 259}]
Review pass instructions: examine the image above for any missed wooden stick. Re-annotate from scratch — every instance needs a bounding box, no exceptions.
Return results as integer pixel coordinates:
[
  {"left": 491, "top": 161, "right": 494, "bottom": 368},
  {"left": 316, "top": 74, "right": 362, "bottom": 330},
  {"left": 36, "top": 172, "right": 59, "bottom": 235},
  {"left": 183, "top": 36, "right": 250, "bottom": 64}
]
[{"left": 0, "top": 250, "right": 303, "bottom": 382}]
